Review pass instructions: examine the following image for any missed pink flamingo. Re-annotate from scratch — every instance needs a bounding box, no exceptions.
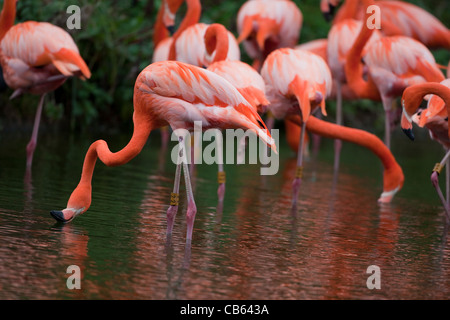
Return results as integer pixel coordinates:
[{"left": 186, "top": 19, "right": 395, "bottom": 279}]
[
  {"left": 0, "top": 0, "right": 91, "bottom": 172},
  {"left": 326, "top": 18, "right": 381, "bottom": 170},
  {"left": 321, "top": 0, "right": 450, "bottom": 50},
  {"left": 261, "top": 47, "right": 332, "bottom": 206},
  {"left": 152, "top": 0, "right": 198, "bottom": 63},
  {"left": 205, "top": 23, "right": 270, "bottom": 202},
  {"left": 50, "top": 61, "right": 276, "bottom": 243},
  {"left": 344, "top": 0, "right": 445, "bottom": 150},
  {"left": 236, "top": 0, "right": 303, "bottom": 71},
  {"left": 401, "top": 80, "right": 450, "bottom": 222}
]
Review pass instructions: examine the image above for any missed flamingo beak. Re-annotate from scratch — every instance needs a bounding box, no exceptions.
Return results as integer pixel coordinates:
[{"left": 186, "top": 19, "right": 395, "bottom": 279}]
[
  {"left": 167, "top": 25, "right": 175, "bottom": 36},
  {"left": 402, "top": 128, "right": 415, "bottom": 141}
]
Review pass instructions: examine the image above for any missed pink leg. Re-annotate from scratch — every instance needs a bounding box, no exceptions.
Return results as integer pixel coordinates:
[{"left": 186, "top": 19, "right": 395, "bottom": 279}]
[
  {"left": 431, "top": 150, "right": 450, "bottom": 223},
  {"left": 333, "top": 81, "right": 343, "bottom": 172},
  {"left": 216, "top": 130, "right": 226, "bottom": 202},
  {"left": 166, "top": 141, "right": 183, "bottom": 236},
  {"left": 292, "top": 122, "right": 306, "bottom": 207},
  {"left": 26, "top": 94, "right": 46, "bottom": 171},
  {"left": 160, "top": 126, "right": 170, "bottom": 151},
  {"left": 176, "top": 135, "right": 197, "bottom": 242},
  {"left": 382, "top": 96, "right": 393, "bottom": 150}
]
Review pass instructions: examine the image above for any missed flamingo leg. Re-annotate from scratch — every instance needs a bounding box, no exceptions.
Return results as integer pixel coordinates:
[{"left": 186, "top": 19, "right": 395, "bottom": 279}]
[
  {"left": 179, "top": 135, "right": 197, "bottom": 242},
  {"left": 216, "top": 129, "right": 226, "bottom": 202},
  {"left": 292, "top": 121, "right": 307, "bottom": 206},
  {"left": 333, "top": 81, "right": 343, "bottom": 172},
  {"left": 446, "top": 155, "right": 450, "bottom": 206},
  {"left": 431, "top": 149, "right": 450, "bottom": 223},
  {"left": 26, "top": 94, "right": 46, "bottom": 170},
  {"left": 166, "top": 139, "right": 183, "bottom": 237},
  {"left": 381, "top": 95, "right": 394, "bottom": 150},
  {"left": 160, "top": 126, "right": 170, "bottom": 150}
]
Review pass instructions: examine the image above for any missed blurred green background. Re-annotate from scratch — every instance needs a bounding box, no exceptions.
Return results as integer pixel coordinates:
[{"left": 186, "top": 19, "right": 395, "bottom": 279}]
[{"left": 0, "top": 0, "right": 449, "bottom": 135}]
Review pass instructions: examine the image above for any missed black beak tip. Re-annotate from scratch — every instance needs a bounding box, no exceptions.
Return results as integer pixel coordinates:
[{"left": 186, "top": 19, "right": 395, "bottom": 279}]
[
  {"left": 167, "top": 25, "right": 175, "bottom": 36},
  {"left": 323, "top": 12, "right": 333, "bottom": 22},
  {"left": 402, "top": 128, "right": 415, "bottom": 141},
  {"left": 322, "top": 4, "right": 336, "bottom": 22},
  {"left": 50, "top": 210, "right": 70, "bottom": 223}
]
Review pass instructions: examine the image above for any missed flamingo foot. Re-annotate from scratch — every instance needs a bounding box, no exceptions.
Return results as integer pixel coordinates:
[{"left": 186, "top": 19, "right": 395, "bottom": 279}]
[{"left": 185, "top": 200, "right": 197, "bottom": 241}]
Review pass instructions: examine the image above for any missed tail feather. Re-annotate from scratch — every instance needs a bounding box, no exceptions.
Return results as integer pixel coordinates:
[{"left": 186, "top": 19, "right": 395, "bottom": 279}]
[
  {"left": 237, "top": 16, "right": 254, "bottom": 44},
  {"left": 51, "top": 48, "right": 91, "bottom": 79}
]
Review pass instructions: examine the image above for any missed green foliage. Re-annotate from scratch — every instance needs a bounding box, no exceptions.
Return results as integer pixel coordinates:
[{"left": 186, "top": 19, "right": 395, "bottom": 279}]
[{"left": 0, "top": 0, "right": 449, "bottom": 134}]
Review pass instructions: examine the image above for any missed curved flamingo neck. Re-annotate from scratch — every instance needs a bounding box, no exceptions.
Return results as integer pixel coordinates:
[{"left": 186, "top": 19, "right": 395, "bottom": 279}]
[
  {"left": 0, "top": 0, "right": 16, "bottom": 41},
  {"left": 403, "top": 82, "right": 450, "bottom": 137},
  {"left": 204, "top": 24, "right": 229, "bottom": 64},
  {"left": 344, "top": 0, "right": 380, "bottom": 100},
  {"left": 153, "top": 4, "right": 169, "bottom": 47},
  {"left": 67, "top": 107, "right": 154, "bottom": 213},
  {"left": 168, "top": 0, "right": 201, "bottom": 60}
]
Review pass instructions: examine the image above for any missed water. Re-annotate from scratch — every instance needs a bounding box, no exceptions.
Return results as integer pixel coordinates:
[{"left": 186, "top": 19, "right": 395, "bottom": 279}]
[{"left": 0, "top": 126, "right": 449, "bottom": 300}]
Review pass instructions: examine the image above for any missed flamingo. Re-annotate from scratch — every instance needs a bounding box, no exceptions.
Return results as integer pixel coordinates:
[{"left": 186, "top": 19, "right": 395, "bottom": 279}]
[
  {"left": 401, "top": 80, "right": 450, "bottom": 222},
  {"left": 285, "top": 115, "right": 404, "bottom": 203},
  {"left": 204, "top": 23, "right": 270, "bottom": 202},
  {"left": 152, "top": 0, "right": 199, "bottom": 149},
  {"left": 0, "top": 0, "right": 91, "bottom": 173},
  {"left": 344, "top": 0, "right": 445, "bottom": 150},
  {"left": 260, "top": 47, "right": 332, "bottom": 206},
  {"left": 50, "top": 61, "right": 277, "bottom": 243},
  {"left": 320, "top": 0, "right": 450, "bottom": 50},
  {"left": 236, "top": 0, "right": 303, "bottom": 71},
  {"left": 151, "top": 0, "right": 197, "bottom": 63},
  {"left": 327, "top": 18, "right": 381, "bottom": 170}
]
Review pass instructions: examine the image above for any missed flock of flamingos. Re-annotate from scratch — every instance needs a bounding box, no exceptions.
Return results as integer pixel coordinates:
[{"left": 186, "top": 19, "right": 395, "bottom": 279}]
[{"left": 1, "top": 0, "right": 450, "bottom": 242}]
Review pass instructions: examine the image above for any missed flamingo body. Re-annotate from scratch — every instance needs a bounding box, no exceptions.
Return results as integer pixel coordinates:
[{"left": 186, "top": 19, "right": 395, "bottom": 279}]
[
  {"left": 173, "top": 23, "right": 240, "bottom": 67},
  {"left": 237, "top": 0, "right": 302, "bottom": 68},
  {"left": 52, "top": 61, "right": 276, "bottom": 241},
  {"left": 0, "top": 21, "right": 90, "bottom": 94}
]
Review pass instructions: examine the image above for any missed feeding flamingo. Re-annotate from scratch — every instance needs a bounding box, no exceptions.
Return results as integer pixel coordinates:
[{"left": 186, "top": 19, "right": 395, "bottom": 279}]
[
  {"left": 50, "top": 61, "right": 276, "bottom": 242},
  {"left": 401, "top": 80, "right": 450, "bottom": 222},
  {"left": 236, "top": 0, "right": 303, "bottom": 71},
  {"left": 260, "top": 47, "right": 332, "bottom": 206},
  {"left": 344, "top": 0, "right": 445, "bottom": 150},
  {"left": 320, "top": 0, "right": 450, "bottom": 50},
  {"left": 204, "top": 23, "right": 270, "bottom": 202},
  {"left": 285, "top": 115, "right": 404, "bottom": 203},
  {"left": 0, "top": 0, "right": 91, "bottom": 173}
]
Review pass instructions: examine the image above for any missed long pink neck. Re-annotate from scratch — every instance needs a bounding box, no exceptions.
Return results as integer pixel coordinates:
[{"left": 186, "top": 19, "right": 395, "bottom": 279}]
[
  {"left": 168, "top": 0, "right": 201, "bottom": 60},
  {"left": 204, "top": 23, "right": 229, "bottom": 63},
  {"left": 153, "top": 4, "right": 169, "bottom": 47},
  {"left": 344, "top": 0, "right": 381, "bottom": 100},
  {"left": 0, "top": 0, "right": 16, "bottom": 41},
  {"left": 288, "top": 114, "right": 404, "bottom": 193},
  {"left": 66, "top": 107, "right": 153, "bottom": 212}
]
